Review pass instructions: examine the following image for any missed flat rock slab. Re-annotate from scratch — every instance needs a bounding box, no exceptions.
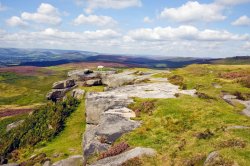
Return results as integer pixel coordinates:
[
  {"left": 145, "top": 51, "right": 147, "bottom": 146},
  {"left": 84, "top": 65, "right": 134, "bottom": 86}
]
[
  {"left": 107, "top": 82, "right": 196, "bottom": 99},
  {"left": 91, "top": 147, "right": 156, "bottom": 166}
]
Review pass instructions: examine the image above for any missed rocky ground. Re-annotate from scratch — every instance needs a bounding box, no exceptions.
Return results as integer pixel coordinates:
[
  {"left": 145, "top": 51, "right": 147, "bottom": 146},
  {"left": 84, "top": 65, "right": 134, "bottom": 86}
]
[{"left": 2, "top": 65, "right": 250, "bottom": 166}]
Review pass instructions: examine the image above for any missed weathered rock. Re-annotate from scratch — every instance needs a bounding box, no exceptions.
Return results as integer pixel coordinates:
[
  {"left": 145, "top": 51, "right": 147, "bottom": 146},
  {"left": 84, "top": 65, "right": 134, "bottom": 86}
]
[
  {"left": 85, "top": 93, "right": 133, "bottom": 124},
  {"left": 101, "top": 72, "right": 136, "bottom": 88},
  {"left": 83, "top": 114, "right": 140, "bottom": 161},
  {"left": 84, "top": 69, "right": 93, "bottom": 74},
  {"left": 223, "top": 94, "right": 250, "bottom": 117},
  {"left": 86, "top": 79, "right": 102, "bottom": 86},
  {"left": 72, "top": 89, "right": 85, "bottom": 100},
  {"left": 106, "top": 82, "right": 196, "bottom": 99},
  {"left": 52, "top": 155, "right": 83, "bottom": 166},
  {"left": 68, "top": 70, "right": 98, "bottom": 81},
  {"left": 6, "top": 120, "right": 24, "bottom": 132},
  {"left": 43, "top": 160, "right": 52, "bottom": 166},
  {"left": 204, "top": 151, "right": 219, "bottom": 166},
  {"left": 96, "top": 114, "right": 140, "bottom": 143},
  {"left": 91, "top": 147, "right": 156, "bottom": 166},
  {"left": 52, "top": 79, "right": 75, "bottom": 89},
  {"left": 104, "top": 107, "right": 136, "bottom": 118},
  {"left": 46, "top": 89, "right": 67, "bottom": 101},
  {"left": 83, "top": 124, "right": 110, "bottom": 160},
  {"left": 237, "top": 100, "right": 250, "bottom": 117}
]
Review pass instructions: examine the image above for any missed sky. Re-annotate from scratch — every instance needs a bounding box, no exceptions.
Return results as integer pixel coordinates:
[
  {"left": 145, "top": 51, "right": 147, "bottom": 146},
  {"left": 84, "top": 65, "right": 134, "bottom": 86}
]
[{"left": 0, "top": 0, "right": 250, "bottom": 57}]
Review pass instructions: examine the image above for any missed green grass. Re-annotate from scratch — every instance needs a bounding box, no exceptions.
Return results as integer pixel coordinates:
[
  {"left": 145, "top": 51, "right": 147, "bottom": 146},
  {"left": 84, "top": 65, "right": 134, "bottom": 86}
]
[
  {"left": 0, "top": 70, "right": 66, "bottom": 106},
  {"left": 118, "top": 64, "right": 250, "bottom": 165},
  {"left": 31, "top": 86, "right": 104, "bottom": 162},
  {"left": 34, "top": 100, "right": 86, "bottom": 162}
]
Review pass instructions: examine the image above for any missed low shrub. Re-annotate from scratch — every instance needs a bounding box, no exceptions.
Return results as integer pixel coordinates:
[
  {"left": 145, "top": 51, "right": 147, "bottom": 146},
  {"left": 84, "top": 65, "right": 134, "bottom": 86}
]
[
  {"left": 122, "top": 157, "right": 143, "bottom": 166},
  {"left": 0, "top": 96, "right": 79, "bottom": 158},
  {"left": 233, "top": 91, "right": 246, "bottom": 100},
  {"left": 196, "top": 92, "right": 215, "bottom": 100},
  {"left": 130, "top": 100, "right": 156, "bottom": 117},
  {"left": 238, "top": 76, "right": 250, "bottom": 88},
  {"left": 98, "top": 142, "right": 129, "bottom": 160},
  {"left": 218, "top": 139, "right": 246, "bottom": 149},
  {"left": 195, "top": 129, "right": 214, "bottom": 139},
  {"left": 168, "top": 75, "right": 187, "bottom": 90}
]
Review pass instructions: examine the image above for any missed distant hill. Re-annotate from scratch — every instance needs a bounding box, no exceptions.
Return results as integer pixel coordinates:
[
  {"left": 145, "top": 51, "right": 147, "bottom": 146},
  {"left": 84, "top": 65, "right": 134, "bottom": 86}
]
[
  {"left": 0, "top": 48, "right": 98, "bottom": 66},
  {"left": 0, "top": 48, "right": 249, "bottom": 68},
  {"left": 210, "top": 56, "right": 250, "bottom": 65}
]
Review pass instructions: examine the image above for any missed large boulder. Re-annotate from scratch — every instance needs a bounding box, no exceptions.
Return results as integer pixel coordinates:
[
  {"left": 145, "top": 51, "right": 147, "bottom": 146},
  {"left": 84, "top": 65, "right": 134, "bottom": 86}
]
[
  {"left": 95, "top": 114, "right": 140, "bottom": 143},
  {"left": 52, "top": 79, "right": 75, "bottom": 89},
  {"left": 86, "top": 79, "right": 102, "bottom": 86},
  {"left": 85, "top": 92, "right": 133, "bottom": 124},
  {"left": 6, "top": 120, "right": 24, "bottom": 132},
  {"left": 46, "top": 89, "right": 67, "bottom": 101},
  {"left": 101, "top": 72, "right": 136, "bottom": 88},
  {"left": 68, "top": 69, "right": 98, "bottom": 81},
  {"left": 91, "top": 147, "right": 156, "bottom": 166},
  {"left": 52, "top": 155, "right": 83, "bottom": 166},
  {"left": 72, "top": 89, "right": 85, "bottom": 100},
  {"left": 83, "top": 114, "right": 140, "bottom": 161}
]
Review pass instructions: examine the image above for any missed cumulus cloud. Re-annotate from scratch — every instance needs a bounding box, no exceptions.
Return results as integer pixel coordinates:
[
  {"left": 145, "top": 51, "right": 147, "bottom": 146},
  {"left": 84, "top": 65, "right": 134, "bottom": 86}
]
[
  {"left": 21, "top": 3, "right": 62, "bottom": 25},
  {"left": 6, "top": 16, "right": 28, "bottom": 28},
  {"left": 83, "top": 0, "right": 142, "bottom": 13},
  {"left": 159, "top": 1, "right": 226, "bottom": 23},
  {"left": 127, "top": 25, "right": 249, "bottom": 41},
  {"left": 232, "top": 15, "right": 250, "bottom": 26},
  {"left": 0, "top": 26, "right": 249, "bottom": 57},
  {"left": 143, "top": 17, "right": 153, "bottom": 23},
  {"left": 73, "top": 14, "right": 117, "bottom": 26}
]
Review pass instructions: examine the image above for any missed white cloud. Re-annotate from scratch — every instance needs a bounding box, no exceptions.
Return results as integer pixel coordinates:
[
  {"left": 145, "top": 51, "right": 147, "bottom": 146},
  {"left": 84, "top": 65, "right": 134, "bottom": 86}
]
[
  {"left": 21, "top": 3, "right": 62, "bottom": 25},
  {"left": 216, "top": 0, "right": 250, "bottom": 6},
  {"left": 0, "top": 2, "right": 7, "bottom": 11},
  {"left": 127, "top": 25, "right": 249, "bottom": 41},
  {"left": 6, "top": 16, "right": 28, "bottom": 28},
  {"left": 84, "top": 0, "right": 142, "bottom": 13},
  {"left": 143, "top": 17, "right": 153, "bottom": 23},
  {"left": 160, "top": 1, "right": 226, "bottom": 23},
  {"left": 232, "top": 15, "right": 250, "bottom": 26},
  {"left": 0, "top": 26, "right": 249, "bottom": 58},
  {"left": 73, "top": 14, "right": 117, "bottom": 26}
]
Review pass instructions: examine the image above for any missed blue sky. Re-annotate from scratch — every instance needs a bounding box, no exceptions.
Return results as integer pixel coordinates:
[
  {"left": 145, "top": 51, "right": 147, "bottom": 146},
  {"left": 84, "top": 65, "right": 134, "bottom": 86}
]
[{"left": 0, "top": 0, "right": 250, "bottom": 57}]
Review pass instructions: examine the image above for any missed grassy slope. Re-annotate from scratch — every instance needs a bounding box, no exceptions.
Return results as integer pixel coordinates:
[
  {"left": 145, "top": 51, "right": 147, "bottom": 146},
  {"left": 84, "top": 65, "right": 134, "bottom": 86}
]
[
  {"left": 32, "top": 86, "right": 104, "bottom": 162},
  {"left": 118, "top": 64, "right": 250, "bottom": 166},
  {"left": 0, "top": 71, "right": 66, "bottom": 107}
]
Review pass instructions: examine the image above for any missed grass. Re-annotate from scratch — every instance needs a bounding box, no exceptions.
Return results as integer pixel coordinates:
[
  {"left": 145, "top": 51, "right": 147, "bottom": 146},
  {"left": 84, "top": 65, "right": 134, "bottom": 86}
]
[
  {"left": 30, "top": 86, "right": 104, "bottom": 162},
  {"left": 0, "top": 71, "right": 66, "bottom": 106},
  {"left": 117, "top": 64, "right": 250, "bottom": 166},
  {"left": 33, "top": 100, "right": 86, "bottom": 162}
]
